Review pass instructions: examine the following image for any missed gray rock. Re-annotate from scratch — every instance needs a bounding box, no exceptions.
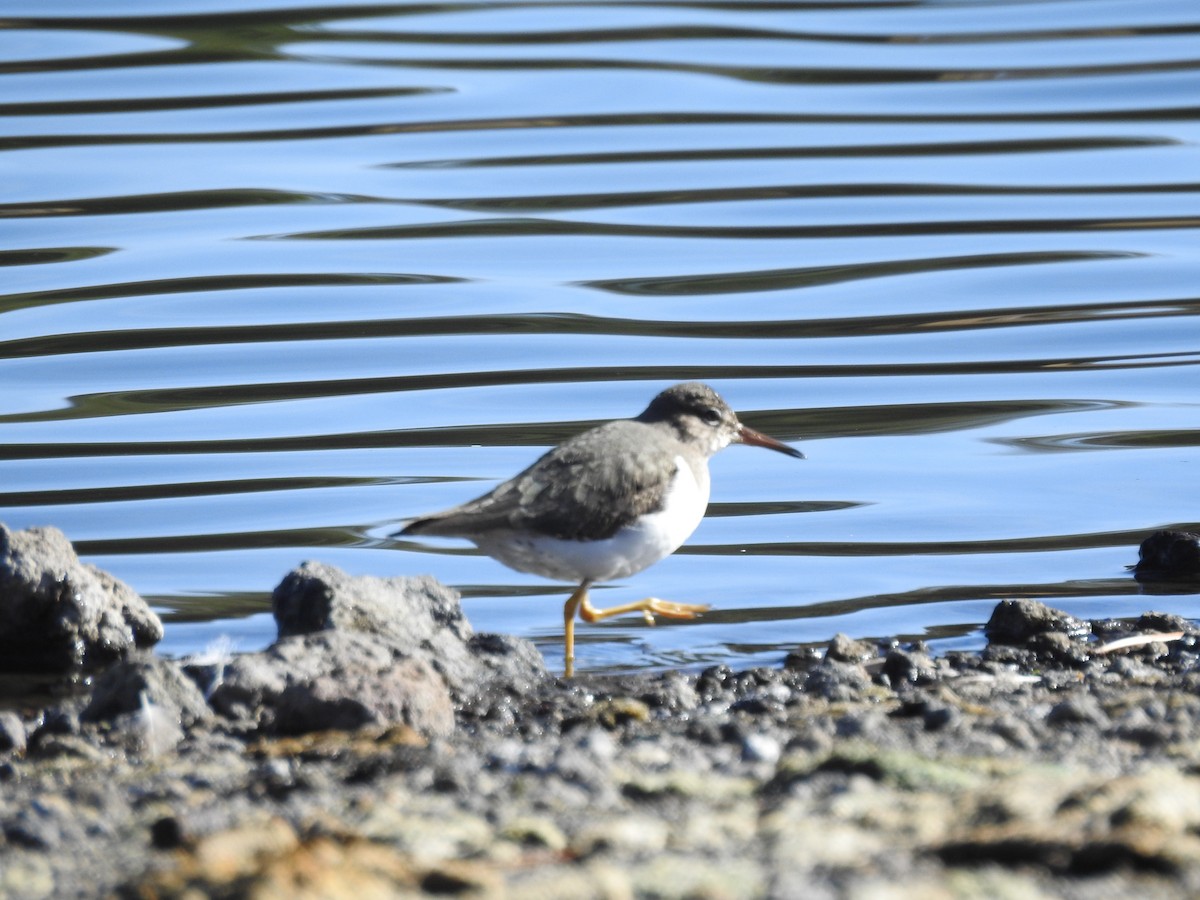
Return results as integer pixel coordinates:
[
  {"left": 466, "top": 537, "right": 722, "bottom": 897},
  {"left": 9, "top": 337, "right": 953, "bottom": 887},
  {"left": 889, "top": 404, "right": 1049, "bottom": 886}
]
[
  {"left": 882, "top": 647, "right": 937, "bottom": 686},
  {"left": 274, "top": 563, "right": 470, "bottom": 645},
  {"left": 1135, "top": 611, "right": 1196, "bottom": 635},
  {"left": 742, "top": 732, "right": 782, "bottom": 765},
  {"left": 824, "top": 633, "right": 875, "bottom": 663},
  {"left": 28, "top": 706, "right": 80, "bottom": 751},
  {"left": 116, "top": 700, "right": 186, "bottom": 757},
  {"left": 208, "top": 629, "right": 455, "bottom": 737},
  {"left": 1134, "top": 529, "right": 1200, "bottom": 580},
  {"left": 270, "top": 562, "right": 546, "bottom": 694},
  {"left": 274, "top": 657, "right": 453, "bottom": 737},
  {"left": 208, "top": 629, "right": 387, "bottom": 721},
  {"left": 0, "top": 524, "right": 162, "bottom": 673},
  {"left": 1046, "top": 693, "right": 1110, "bottom": 727},
  {"left": 82, "top": 653, "right": 211, "bottom": 728},
  {"left": 803, "top": 659, "right": 871, "bottom": 701},
  {"left": 205, "top": 564, "right": 503, "bottom": 735},
  {"left": 984, "top": 598, "right": 1087, "bottom": 646},
  {"left": 0, "top": 711, "right": 26, "bottom": 754},
  {"left": 466, "top": 632, "right": 549, "bottom": 690}
]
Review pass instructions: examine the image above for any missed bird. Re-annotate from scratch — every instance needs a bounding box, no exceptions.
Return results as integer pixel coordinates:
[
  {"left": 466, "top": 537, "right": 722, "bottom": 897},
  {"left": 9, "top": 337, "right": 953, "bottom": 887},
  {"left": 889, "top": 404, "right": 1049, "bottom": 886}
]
[{"left": 397, "top": 382, "right": 804, "bottom": 676}]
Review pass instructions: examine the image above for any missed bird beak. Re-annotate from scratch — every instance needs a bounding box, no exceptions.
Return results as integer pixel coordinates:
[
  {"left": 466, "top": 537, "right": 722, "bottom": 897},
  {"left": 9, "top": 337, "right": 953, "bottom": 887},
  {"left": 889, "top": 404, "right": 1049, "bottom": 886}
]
[{"left": 738, "top": 424, "right": 805, "bottom": 459}]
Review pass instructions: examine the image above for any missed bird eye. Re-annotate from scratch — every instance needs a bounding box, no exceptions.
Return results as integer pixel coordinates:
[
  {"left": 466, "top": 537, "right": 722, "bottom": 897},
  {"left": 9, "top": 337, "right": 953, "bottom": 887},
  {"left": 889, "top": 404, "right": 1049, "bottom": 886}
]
[{"left": 700, "top": 407, "right": 722, "bottom": 425}]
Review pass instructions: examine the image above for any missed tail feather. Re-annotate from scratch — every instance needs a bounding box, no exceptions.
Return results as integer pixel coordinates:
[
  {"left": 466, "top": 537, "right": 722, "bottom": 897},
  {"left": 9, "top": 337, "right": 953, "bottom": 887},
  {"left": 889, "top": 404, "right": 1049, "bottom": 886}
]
[{"left": 394, "top": 517, "right": 435, "bottom": 537}]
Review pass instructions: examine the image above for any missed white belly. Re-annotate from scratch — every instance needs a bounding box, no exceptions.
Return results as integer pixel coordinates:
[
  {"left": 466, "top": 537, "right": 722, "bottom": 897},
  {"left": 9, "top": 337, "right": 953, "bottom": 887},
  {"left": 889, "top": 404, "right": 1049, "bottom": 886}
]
[{"left": 475, "top": 456, "right": 709, "bottom": 583}]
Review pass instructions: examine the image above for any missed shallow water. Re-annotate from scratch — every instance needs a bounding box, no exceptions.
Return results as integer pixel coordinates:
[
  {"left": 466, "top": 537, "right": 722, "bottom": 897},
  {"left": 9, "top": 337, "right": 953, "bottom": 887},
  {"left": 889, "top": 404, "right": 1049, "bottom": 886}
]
[{"left": 2, "top": 0, "right": 1198, "bottom": 674}]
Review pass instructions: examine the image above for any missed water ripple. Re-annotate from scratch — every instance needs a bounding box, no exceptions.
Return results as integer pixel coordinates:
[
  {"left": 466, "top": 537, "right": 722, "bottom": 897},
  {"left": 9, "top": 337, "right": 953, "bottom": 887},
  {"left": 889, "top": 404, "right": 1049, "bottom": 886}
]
[{"left": 1, "top": 0, "right": 1198, "bottom": 671}]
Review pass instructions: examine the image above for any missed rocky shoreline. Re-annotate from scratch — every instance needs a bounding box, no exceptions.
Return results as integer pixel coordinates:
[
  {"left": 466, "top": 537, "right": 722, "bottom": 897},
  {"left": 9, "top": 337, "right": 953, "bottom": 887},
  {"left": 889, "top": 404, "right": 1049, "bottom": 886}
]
[{"left": 3, "top": 523, "right": 1200, "bottom": 898}]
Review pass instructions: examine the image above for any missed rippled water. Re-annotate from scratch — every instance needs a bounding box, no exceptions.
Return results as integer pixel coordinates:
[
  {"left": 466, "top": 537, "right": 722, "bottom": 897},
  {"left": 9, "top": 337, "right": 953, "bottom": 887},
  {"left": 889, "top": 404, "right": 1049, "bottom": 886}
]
[{"left": 2, "top": 0, "right": 1198, "bottom": 674}]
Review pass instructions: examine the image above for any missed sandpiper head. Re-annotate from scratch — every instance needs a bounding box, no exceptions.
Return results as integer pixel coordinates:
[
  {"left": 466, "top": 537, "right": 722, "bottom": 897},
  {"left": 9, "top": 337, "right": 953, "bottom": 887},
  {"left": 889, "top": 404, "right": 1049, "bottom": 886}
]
[{"left": 637, "top": 382, "right": 805, "bottom": 459}]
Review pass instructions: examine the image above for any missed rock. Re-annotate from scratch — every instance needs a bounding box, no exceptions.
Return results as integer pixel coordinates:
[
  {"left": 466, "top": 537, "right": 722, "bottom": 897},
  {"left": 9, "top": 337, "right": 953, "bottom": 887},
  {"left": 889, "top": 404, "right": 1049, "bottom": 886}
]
[
  {"left": 0, "top": 711, "right": 26, "bottom": 754},
  {"left": 27, "top": 706, "right": 79, "bottom": 751},
  {"left": 273, "top": 565, "right": 466, "bottom": 644},
  {"left": 274, "top": 657, "right": 453, "bottom": 737},
  {"left": 1046, "top": 694, "right": 1109, "bottom": 727},
  {"left": 0, "top": 524, "right": 162, "bottom": 673},
  {"left": 824, "top": 633, "right": 875, "bottom": 664},
  {"left": 208, "top": 629, "right": 454, "bottom": 737},
  {"left": 1028, "top": 631, "right": 1091, "bottom": 668},
  {"left": 782, "top": 646, "right": 822, "bottom": 671},
  {"left": 695, "top": 665, "right": 734, "bottom": 701},
  {"left": 1134, "top": 530, "right": 1200, "bottom": 580},
  {"left": 465, "top": 632, "right": 548, "bottom": 689},
  {"left": 200, "top": 562, "right": 500, "bottom": 736},
  {"left": 741, "top": 732, "right": 782, "bottom": 765},
  {"left": 803, "top": 659, "right": 871, "bottom": 701},
  {"left": 80, "top": 653, "right": 211, "bottom": 756},
  {"left": 1135, "top": 611, "right": 1196, "bottom": 634},
  {"left": 270, "top": 562, "right": 546, "bottom": 694},
  {"left": 984, "top": 599, "right": 1087, "bottom": 646},
  {"left": 82, "top": 653, "right": 211, "bottom": 728},
  {"left": 922, "top": 702, "right": 960, "bottom": 732},
  {"left": 881, "top": 647, "right": 937, "bottom": 686}
]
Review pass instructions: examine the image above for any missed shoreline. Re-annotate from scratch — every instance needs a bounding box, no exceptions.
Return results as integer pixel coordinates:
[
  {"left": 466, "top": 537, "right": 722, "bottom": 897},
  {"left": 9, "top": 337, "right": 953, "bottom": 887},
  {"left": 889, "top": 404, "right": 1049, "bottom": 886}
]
[{"left": 3, "top": 524, "right": 1200, "bottom": 898}]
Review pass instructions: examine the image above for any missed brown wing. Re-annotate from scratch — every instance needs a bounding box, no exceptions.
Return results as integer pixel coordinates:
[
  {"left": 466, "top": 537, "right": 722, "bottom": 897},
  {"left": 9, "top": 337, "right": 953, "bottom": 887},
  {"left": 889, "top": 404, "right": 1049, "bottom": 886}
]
[{"left": 401, "top": 420, "right": 677, "bottom": 542}]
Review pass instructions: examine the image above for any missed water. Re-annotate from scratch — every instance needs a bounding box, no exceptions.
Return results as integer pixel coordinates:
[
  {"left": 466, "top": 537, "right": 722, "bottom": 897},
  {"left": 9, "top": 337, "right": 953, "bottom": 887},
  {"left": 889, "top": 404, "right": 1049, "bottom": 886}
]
[{"left": 2, "top": 0, "right": 1197, "bottom": 675}]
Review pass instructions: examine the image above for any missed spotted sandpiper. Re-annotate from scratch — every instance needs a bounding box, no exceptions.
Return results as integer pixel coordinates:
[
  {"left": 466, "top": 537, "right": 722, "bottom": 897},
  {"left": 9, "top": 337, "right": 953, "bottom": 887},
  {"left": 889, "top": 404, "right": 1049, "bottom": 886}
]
[{"left": 397, "top": 382, "right": 804, "bottom": 676}]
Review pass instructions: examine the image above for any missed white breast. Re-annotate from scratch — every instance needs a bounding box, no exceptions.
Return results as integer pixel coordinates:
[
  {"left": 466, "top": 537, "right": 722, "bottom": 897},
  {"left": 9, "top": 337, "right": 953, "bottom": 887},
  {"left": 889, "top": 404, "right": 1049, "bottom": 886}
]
[{"left": 475, "top": 455, "right": 710, "bottom": 584}]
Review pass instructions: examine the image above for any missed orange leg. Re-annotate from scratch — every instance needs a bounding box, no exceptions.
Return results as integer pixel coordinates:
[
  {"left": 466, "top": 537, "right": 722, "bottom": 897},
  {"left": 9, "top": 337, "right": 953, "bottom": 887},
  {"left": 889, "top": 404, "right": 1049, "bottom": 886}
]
[
  {"left": 579, "top": 595, "right": 710, "bottom": 627},
  {"left": 561, "top": 586, "right": 710, "bottom": 678},
  {"left": 561, "top": 582, "right": 590, "bottom": 679}
]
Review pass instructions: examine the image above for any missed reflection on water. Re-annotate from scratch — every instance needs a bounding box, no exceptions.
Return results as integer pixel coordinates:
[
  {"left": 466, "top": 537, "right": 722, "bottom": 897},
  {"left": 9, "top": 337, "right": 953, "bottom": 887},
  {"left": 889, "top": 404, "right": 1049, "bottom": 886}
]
[{"left": 1, "top": 0, "right": 1198, "bottom": 673}]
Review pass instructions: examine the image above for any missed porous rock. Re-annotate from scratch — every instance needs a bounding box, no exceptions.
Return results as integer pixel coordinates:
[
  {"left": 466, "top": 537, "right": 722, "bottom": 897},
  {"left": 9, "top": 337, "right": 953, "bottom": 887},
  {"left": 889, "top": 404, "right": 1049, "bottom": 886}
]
[
  {"left": 208, "top": 628, "right": 451, "bottom": 734},
  {"left": 803, "top": 658, "right": 871, "bottom": 701},
  {"left": 81, "top": 652, "right": 211, "bottom": 728},
  {"left": 0, "top": 524, "right": 162, "bottom": 673},
  {"left": 984, "top": 598, "right": 1087, "bottom": 646},
  {"left": 1134, "top": 530, "right": 1200, "bottom": 580},
  {"left": 204, "top": 564, "right": 544, "bottom": 735},
  {"left": 882, "top": 647, "right": 937, "bottom": 687},
  {"left": 824, "top": 633, "right": 876, "bottom": 664},
  {"left": 274, "top": 656, "right": 454, "bottom": 737},
  {"left": 0, "top": 711, "right": 26, "bottom": 754},
  {"left": 271, "top": 562, "right": 546, "bottom": 694}
]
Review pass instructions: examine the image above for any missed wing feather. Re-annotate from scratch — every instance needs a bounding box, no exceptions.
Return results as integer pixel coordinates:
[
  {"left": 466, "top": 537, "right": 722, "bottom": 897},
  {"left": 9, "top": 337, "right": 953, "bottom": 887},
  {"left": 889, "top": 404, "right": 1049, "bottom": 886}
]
[{"left": 401, "top": 420, "right": 676, "bottom": 541}]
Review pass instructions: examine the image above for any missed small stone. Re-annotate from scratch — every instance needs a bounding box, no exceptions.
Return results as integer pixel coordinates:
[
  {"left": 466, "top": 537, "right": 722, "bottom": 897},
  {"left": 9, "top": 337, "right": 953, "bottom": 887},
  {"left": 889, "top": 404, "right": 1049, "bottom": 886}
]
[
  {"left": 574, "top": 815, "right": 669, "bottom": 858},
  {"left": 29, "top": 706, "right": 78, "bottom": 748},
  {"left": 1029, "top": 631, "right": 1091, "bottom": 667},
  {"left": 882, "top": 648, "right": 937, "bottom": 686},
  {"left": 637, "top": 671, "right": 700, "bottom": 712},
  {"left": 1135, "top": 611, "right": 1194, "bottom": 634},
  {"left": 783, "top": 646, "right": 822, "bottom": 671},
  {"left": 825, "top": 633, "right": 875, "bottom": 663},
  {"left": 922, "top": 703, "right": 959, "bottom": 732},
  {"left": 500, "top": 817, "right": 568, "bottom": 851},
  {"left": 150, "top": 815, "right": 185, "bottom": 850},
  {"left": 985, "top": 599, "right": 1087, "bottom": 645},
  {"left": 1046, "top": 694, "right": 1109, "bottom": 727},
  {"left": 0, "top": 711, "right": 26, "bottom": 754},
  {"left": 803, "top": 659, "right": 871, "bottom": 701},
  {"left": 742, "top": 732, "right": 782, "bottom": 765},
  {"left": 695, "top": 665, "right": 734, "bottom": 700},
  {"left": 590, "top": 697, "right": 650, "bottom": 729}
]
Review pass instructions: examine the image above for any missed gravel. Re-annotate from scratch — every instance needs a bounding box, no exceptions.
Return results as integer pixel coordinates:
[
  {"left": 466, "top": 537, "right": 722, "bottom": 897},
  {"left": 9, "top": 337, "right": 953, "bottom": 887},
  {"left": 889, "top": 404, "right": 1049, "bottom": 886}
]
[{"left": 2, "top": 523, "right": 1200, "bottom": 898}]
